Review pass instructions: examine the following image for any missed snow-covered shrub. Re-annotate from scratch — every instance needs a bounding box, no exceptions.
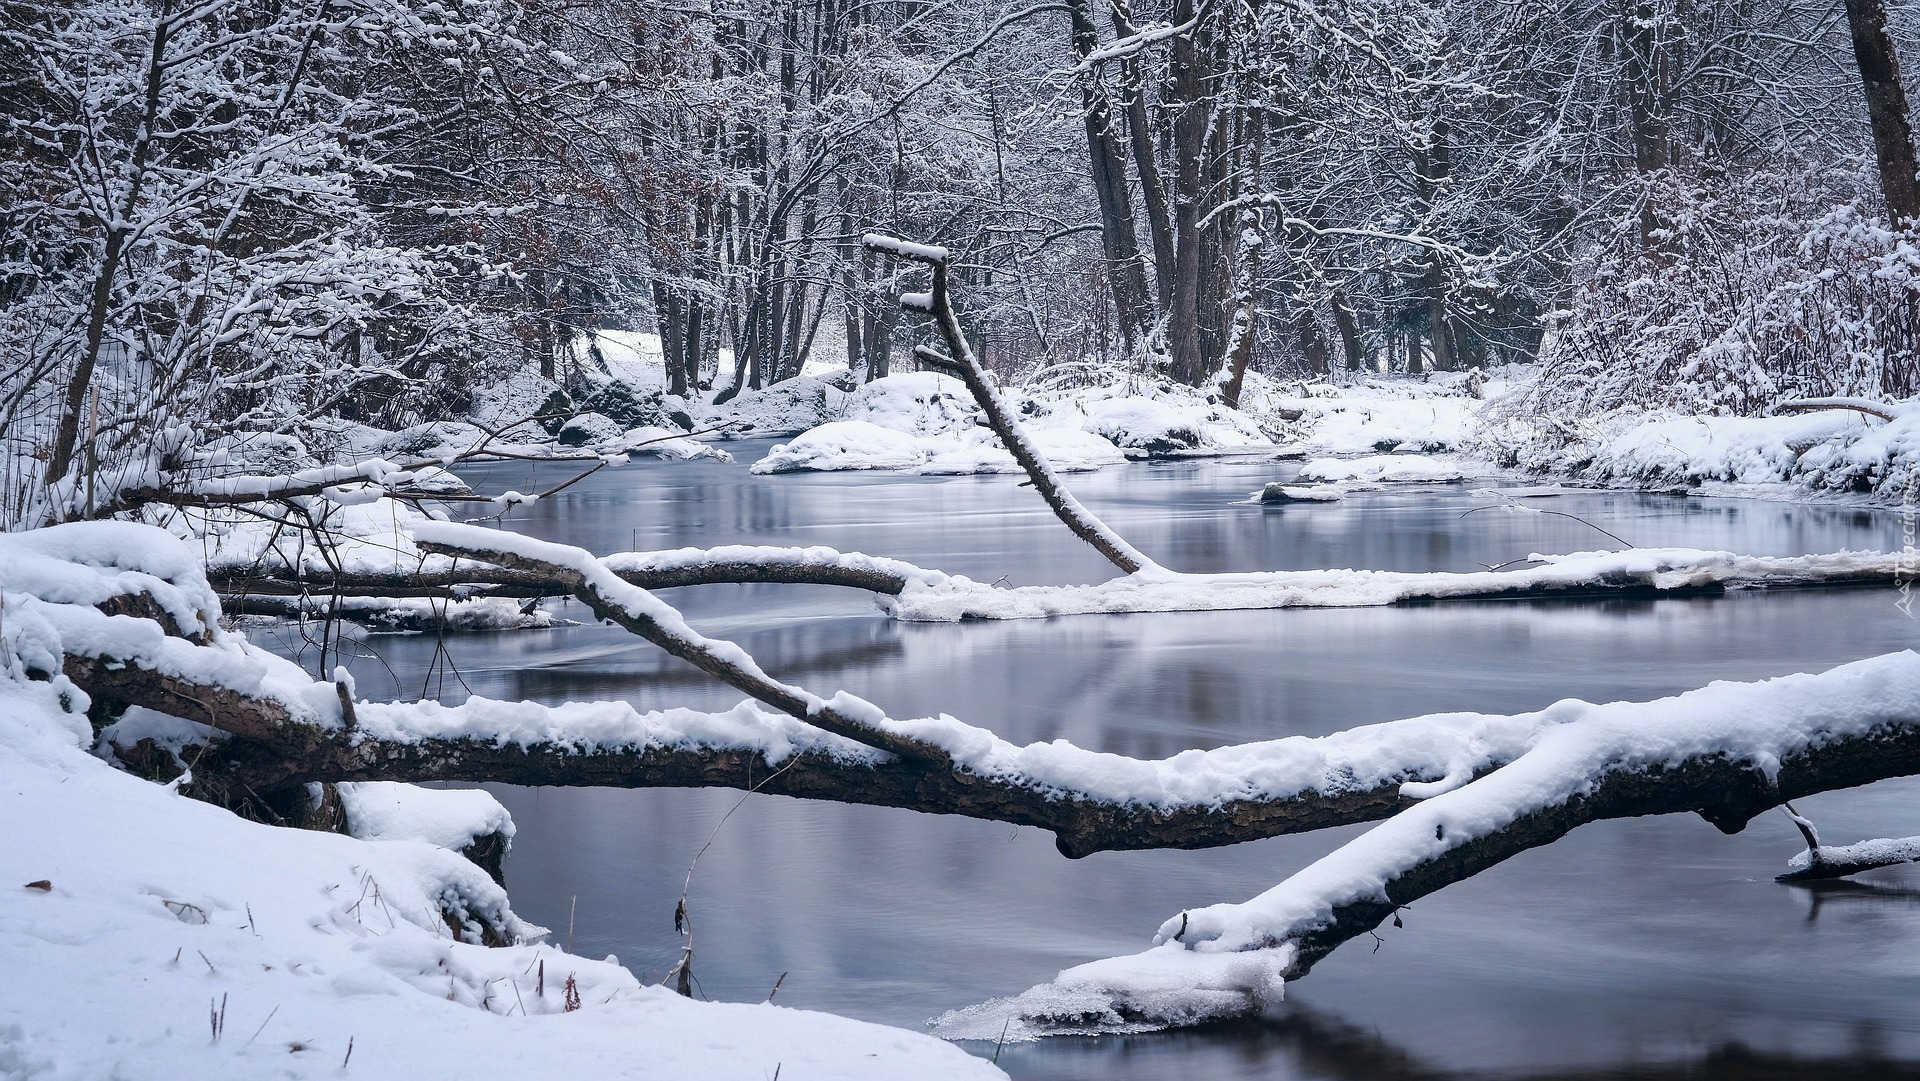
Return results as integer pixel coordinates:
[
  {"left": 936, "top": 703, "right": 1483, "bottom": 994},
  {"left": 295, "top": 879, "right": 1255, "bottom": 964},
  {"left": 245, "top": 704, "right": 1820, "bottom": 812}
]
[{"left": 1525, "top": 159, "right": 1920, "bottom": 427}]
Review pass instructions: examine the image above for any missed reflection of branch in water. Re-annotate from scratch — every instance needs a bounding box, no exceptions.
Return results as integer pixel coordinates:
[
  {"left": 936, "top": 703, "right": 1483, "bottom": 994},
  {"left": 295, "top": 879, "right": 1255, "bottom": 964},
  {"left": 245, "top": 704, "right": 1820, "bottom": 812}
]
[
  {"left": 1785, "top": 875, "right": 1920, "bottom": 925},
  {"left": 1009, "top": 1003, "right": 1920, "bottom": 1081}
]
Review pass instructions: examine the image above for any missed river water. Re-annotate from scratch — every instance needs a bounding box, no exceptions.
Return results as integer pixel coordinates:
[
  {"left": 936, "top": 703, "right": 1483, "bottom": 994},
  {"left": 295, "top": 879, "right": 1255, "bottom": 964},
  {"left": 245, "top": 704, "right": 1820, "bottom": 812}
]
[{"left": 275, "top": 442, "right": 1920, "bottom": 1080}]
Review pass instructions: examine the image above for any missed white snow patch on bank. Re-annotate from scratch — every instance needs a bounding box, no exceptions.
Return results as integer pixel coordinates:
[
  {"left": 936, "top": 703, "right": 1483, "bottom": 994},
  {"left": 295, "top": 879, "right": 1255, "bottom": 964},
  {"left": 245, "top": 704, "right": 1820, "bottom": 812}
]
[
  {"left": 0, "top": 527, "right": 1002, "bottom": 1081},
  {"left": 337, "top": 782, "right": 516, "bottom": 852}
]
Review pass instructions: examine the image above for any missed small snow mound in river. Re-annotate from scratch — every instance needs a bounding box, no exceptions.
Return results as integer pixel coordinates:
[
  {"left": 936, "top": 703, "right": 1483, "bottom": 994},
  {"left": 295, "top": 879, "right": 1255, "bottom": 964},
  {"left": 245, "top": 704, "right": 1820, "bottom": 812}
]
[
  {"left": 1297, "top": 454, "right": 1471, "bottom": 483},
  {"left": 1257, "top": 483, "right": 1344, "bottom": 503},
  {"left": 928, "top": 943, "right": 1290, "bottom": 1041},
  {"left": 753, "top": 420, "right": 929, "bottom": 473},
  {"left": 752, "top": 421, "right": 1124, "bottom": 474},
  {"left": 614, "top": 425, "right": 732, "bottom": 461}
]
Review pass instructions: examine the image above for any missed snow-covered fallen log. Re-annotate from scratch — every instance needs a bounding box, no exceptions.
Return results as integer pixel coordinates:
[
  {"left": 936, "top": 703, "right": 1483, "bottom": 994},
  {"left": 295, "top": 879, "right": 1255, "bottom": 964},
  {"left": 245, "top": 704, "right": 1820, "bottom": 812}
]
[
  {"left": 932, "top": 653, "right": 1920, "bottom": 1040},
  {"left": 1777, "top": 836, "right": 1920, "bottom": 881},
  {"left": 35, "top": 523, "right": 1918, "bottom": 869},
  {"left": 7, "top": 522, "right": 1520, "bottom": 856},
  {"left": 75, "top": 641, "right": 1542, "bottom": 858},
  {"left": 212, "top": 543, "right": 945, "bottom": 602},
  {"left": 885, "top": 547, "right": 1905, "bottom": 620}
]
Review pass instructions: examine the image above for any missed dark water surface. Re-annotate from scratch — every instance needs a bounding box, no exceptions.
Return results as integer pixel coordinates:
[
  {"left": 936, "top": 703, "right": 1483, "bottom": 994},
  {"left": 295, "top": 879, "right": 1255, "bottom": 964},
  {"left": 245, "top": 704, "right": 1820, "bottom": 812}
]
[{"left": 278, "top": 443, "right": 1920, "bottom": 1079}]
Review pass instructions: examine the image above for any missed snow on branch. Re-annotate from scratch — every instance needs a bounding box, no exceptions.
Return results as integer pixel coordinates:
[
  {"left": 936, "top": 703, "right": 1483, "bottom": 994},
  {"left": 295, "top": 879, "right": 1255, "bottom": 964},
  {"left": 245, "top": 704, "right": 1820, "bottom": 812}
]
[
  {"left": 1777, "top": 836, "right": 1920, "bottom": 881},
  {"left": 864, "top": 234, "right": 1157, "bottom": 575},
  {"left": 410, "top": 521, "right": 956, "bottom": 766},
  {"left": 933, "top": 653, "right": 1920, "bottom": 1040},
  {"left": 1771, "top": 397, "right": 1913, "bottom": 423},
  {"left": 1072, "top": 12, "right": 1203, "bottom": 69},
  {"left": 885, "top": 548, "right": 1908, "bottom": 620},
  {"left": 211, "top": 544, "right": 947, "bottom": 601}
]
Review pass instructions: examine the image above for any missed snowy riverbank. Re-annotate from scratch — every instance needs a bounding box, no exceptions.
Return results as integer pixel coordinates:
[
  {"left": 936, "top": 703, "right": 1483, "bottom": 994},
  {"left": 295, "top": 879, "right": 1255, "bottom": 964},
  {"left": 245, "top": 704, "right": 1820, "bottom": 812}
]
[{"left": 0, "top": 521, "right": 1001, "bottom": 1079}]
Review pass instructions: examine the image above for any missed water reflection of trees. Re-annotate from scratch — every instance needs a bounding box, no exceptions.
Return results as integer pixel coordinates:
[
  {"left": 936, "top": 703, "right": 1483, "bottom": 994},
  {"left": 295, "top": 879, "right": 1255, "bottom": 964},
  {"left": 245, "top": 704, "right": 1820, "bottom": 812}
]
[
  {"left": 1019, "top": 1003, "right": 1920, "bottom": 1080},
  {"left": 1786, "top": 876, "right": 1920, "bottom": 925}
]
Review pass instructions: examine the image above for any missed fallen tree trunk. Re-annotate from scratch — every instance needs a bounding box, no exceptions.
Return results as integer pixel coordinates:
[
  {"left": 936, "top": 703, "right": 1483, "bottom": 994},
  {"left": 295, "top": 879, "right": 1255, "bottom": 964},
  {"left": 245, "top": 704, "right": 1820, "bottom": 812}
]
[
  {"left": 932, "top": 653, "right": 1920, "bottom": 1038},
  {"left": 209, "top": 544, "right": 935, "bottom": 601},
  {"left": 58, "top": 605, "right": 1506, "bottom": 857}
]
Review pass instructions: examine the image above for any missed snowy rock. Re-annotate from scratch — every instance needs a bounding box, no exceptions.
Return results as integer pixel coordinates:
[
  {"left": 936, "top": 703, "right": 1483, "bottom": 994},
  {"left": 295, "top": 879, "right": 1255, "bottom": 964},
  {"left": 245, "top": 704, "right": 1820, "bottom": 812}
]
[
  {"left": 1257, "top": 483, "right": 1343, "bottom": 504},
  {"left": 556, "top": 411, "right": 624, "bottom": 447}
]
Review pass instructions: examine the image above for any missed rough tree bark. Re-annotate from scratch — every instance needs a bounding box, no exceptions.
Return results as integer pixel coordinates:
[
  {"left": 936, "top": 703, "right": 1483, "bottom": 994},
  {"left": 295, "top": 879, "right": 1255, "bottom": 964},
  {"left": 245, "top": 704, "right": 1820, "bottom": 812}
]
[{"left": 1842, "top": 0, "right": 1920, "bottom": 224}]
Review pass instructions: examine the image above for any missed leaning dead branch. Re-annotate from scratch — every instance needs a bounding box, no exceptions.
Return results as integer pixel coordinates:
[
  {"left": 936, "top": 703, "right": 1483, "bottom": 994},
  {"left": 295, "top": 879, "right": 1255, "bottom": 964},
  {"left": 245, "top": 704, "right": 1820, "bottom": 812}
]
[{"left": 864, "top": 233, "right": 1156, "bottom": 575}]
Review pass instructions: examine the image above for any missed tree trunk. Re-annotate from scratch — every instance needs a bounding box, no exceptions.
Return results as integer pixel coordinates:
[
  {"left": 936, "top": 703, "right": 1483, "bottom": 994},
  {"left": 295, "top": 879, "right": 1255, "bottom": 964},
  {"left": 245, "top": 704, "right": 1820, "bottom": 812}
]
[
  {"left": 1068, "top": 0, "right": 1151, "bottom": 353},
  {"left": 1165, "top": 0, "right": 1211, "bottom": 385},
  {"left": 1843, "top": 0, "right": 1920, "bottom": 223},
  {"left": 1332, "top": 291, "right": 1363, "bottom": 371},
  {"left": 1109, "top": 0, "right": 1175, "bottom": 306}
]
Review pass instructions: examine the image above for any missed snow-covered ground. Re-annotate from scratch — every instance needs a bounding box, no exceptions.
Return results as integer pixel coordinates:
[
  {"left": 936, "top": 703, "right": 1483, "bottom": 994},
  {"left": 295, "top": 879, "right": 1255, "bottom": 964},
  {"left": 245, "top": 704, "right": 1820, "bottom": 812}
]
[
  {"left": 194, "top": 324, "right": 1920, "bottom": 504},
  {"left": 0, "top": 525, "right": 1002, "bottom": 1080},
  {"left": 744, "top": 371, "right": 1279, "bottom": 475},
  {"left": 1491, "top": 399, "right": 1920, "bottom": 500}
]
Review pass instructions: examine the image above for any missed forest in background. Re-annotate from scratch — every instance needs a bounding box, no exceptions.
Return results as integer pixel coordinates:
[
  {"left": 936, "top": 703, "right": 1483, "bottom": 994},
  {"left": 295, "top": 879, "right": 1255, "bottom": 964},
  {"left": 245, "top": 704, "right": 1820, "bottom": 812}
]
[{"left": 5, "top": 0, "right": 1920, "bottom": 515}]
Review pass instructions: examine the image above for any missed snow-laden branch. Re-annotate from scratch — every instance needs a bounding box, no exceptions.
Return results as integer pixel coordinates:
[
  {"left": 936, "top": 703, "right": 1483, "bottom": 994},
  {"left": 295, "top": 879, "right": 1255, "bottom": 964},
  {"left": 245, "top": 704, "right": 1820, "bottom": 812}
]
[
  {"left": 1070, "top": 12, "right": 1202, "bottom": 69},
  {"left": 864, "top": 234, "right": 1156, "bottom": 576},
  {"left": 1771, "top": 397, "right": 1914, "bottom": 423},
  {"left": 211, "top": 544, "right": 947, "bottom": 599},
  {"left": 410, "top": 521, "right": 954, "bottom": 766},
  {"left": 933, "top": 653, "right": 1920, "bottom": 1040},
  {"left": 1777, "top": 836, "right": 1920, "bottom": 881}
]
